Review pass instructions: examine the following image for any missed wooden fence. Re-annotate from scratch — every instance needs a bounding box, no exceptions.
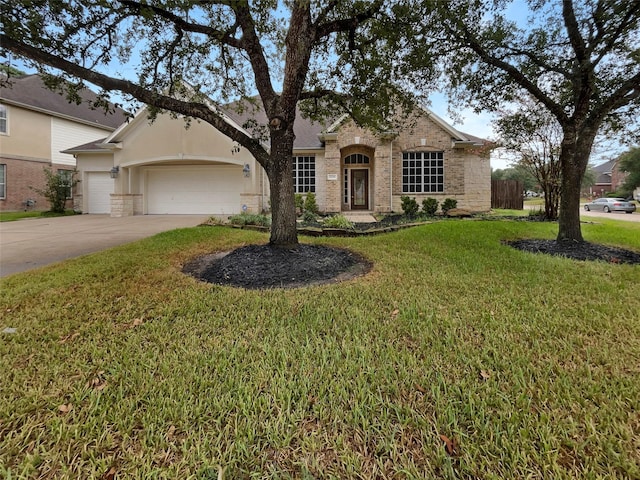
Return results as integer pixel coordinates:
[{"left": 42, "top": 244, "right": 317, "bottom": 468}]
[{"left": 491, "top": 179, "right": 523, "bottom": 209}]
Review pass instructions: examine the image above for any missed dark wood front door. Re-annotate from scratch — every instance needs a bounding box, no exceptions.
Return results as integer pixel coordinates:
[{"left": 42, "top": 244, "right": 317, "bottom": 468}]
[{"left": 351, "top": 169, "right": 369, "bottom": 210}]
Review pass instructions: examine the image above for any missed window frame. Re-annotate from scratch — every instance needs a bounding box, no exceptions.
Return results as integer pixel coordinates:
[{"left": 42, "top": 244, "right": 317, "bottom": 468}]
[
  {"left": 0, "top": 104, "right": 7, "bottom": 135},
  {"left": 58, "top": 169, "right": 74, "bottom": 199},
  {"left": 401, "top": 151, "right": 444, "bottom": 194},
  {"left": 291, "top": 155, "right": 316, "bottom": 194},
  {"left": 0, "top": 164, "right": 6, "bottom": 199}
]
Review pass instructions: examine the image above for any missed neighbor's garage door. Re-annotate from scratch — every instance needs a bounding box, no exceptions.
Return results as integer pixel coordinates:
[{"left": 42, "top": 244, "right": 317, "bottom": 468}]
[
  {"left": 86, "top": 172, "right": 113, "bottom": 214},
  {"left": 146, "top": 166, "right": 242, "bottom": 214}
]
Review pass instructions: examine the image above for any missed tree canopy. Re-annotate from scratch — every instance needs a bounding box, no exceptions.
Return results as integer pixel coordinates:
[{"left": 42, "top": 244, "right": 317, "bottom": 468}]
[
  {"left": 1, "top": 0, "right": 428, "bottom": 246},
  {"left": 618, "top": 146, "right": 640, "bottom": 196},
  {"left": 420, "top": 0, "right": 640, "bottom": 241}
]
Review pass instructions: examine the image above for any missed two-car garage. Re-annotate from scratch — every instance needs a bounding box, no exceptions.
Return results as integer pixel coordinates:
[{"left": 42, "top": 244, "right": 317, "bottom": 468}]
[
  {"left": 84, "top": 165, "right": 244, "bottom": 215},
  {"left": 144, "top": 166, "right": 242, "bottom": 215}
]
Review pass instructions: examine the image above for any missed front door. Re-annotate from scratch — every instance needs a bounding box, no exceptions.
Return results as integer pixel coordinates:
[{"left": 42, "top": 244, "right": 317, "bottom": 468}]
[{"left": 351, "top": 169, "right": 369, "bottom": 210}]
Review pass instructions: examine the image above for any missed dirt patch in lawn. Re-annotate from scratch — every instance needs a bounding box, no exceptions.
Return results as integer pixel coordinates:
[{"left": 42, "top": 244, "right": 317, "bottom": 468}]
[
  {"left": 183, "top": 244, "right": 372, "bottom": 289},
  {"left": 507, "top": 239, "right": 640, "bottom": 265}
]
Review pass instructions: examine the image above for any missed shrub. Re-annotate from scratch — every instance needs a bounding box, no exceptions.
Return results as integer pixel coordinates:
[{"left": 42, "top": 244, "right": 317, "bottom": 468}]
[
  {"left": 323, "top": 214, "right": 354, "bottom": 229},
  {"left": 400, "top": 196, "right": 419, "bottom": 216},
  {"left": 303, "top": 192, "right": 319, "bottom": 214},
  {"left": 422, "top": 197, "right": 439, "bottom": 216},
  {"left": 294, "top": 194, "right": 304, "bottom": 214},
  {"left": 441, "top": 198, "right": 458, "bottom": 214},
  {"left": 229, "top": 212, "right": 271, "bottom": 227},
  {"left": 302, "top": 210, "right": 317, "bottom": 223},
  {"left": 31, "top": 168, "right": 78, "bottom": 213}
]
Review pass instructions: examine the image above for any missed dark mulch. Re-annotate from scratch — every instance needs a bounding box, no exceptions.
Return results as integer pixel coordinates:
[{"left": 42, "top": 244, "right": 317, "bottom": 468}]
[
  {"left": 507, "top": 239, "right": 640, "bottom": 265},
  {"left": 183, "top": 244, "right": 372, "bottom": 289}
]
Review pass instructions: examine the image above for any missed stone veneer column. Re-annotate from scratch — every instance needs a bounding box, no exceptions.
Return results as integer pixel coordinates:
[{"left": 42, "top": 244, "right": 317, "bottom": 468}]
[
  {"left": 110, "top": 194, "right": 135, "bottom": 217},
  {"left": 374, "top": 141, "right": 392, "bottom": 213},
  {"left": 323, "top": 136, "right": 342, "bottom": 213}
]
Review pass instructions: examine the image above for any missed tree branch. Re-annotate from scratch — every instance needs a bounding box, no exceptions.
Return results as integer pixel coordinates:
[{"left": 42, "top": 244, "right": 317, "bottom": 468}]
[
  {"left": 0, "top": 34, "right": 270, "bottom": 166},
  {"left": 314, "top": 0, "right": 384, "bottom": 40},
  {"left": 118, "top": 0, "right": 242, "bottom": 48},
  {"left": 450, "top": 18, "right": 570, "bottom": 125}
]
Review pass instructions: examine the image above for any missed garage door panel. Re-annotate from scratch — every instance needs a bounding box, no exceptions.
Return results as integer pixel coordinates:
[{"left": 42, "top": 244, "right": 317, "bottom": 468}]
[
  {"left": 87, "top": 172, "right": 113, "bottom": 214},
  {"left": 146, "top": 167, "right": 242, "bottom": 215}
]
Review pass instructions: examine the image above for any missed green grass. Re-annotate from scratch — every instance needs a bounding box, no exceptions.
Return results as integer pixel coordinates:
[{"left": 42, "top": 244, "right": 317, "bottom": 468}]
[
  {"left": 0, "top": 210, "right": 77, "bottom": 222},
  {"left": 1, "top": 220, "right": 639, "bottom": 479}
]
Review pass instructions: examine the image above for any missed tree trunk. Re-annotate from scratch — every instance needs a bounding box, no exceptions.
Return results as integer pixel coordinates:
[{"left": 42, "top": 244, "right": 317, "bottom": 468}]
[
  {"left": 267, "top": 131, "right": 299, "bottom": 247},
  {"left": 556, "top": 133, "right": 594, "bottom": 243}
]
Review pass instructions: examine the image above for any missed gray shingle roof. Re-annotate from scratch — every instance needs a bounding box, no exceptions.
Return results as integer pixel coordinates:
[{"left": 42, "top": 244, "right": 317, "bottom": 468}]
[{"left": 0, "top": 74, "right": 128, "bottom": 129}]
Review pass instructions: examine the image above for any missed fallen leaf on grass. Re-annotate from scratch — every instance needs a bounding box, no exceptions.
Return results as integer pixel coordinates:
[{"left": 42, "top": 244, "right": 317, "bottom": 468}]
[
  {"left": 58, "top": 403, "right": 73, "bottom": 414},
  {"left": 101, "top": 466, "right": 117, "bottom": 480},
  {"left": 59, "top": 332, "right": 80, "bottom": 344},
  {"left": 86, "top": 371, "right": 107, "bottom": 391},
  {"left": 131, "top": 317, "right": 144, "bottom": 327},
  {"left": 414, "top": 383, "right": 427, "bottom": 394},
  {"left": 479, "top": 370, "right": 491, "bottom": 381},
  {"left": 439, "top": 434, "right": 460, "bottom": 457},
  {"left": 390, "top": 309, "right": 400, "bottom": 320}
]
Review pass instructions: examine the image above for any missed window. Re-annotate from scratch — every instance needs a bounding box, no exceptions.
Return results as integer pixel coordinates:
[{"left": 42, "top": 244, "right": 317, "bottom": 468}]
[
  {"left": 344, "top": 153, "right": 370, "bottom": 164},
  {"left": 292, "top": 155, "right": 315, "bottom": 193},
  {"left": 59, "top": 169, "right": 74, "bottom": 199},
  {"left": 402, "top": 151, "right": 444, "bottom": 193},
  {"left": 0, "top": 164, "right": 5, "bottom": 199},
  {"left": 0, "top": 104, "right": 7, "bottom": 134}
]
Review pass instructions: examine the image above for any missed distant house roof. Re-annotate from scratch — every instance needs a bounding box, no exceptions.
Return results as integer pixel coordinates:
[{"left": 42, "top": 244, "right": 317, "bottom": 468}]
[
  {"left": 0, "top": 74, "right": 128, "bottom": 129},
  {"left": 593, "top": 159, "right": 616, "bottom": 174}
]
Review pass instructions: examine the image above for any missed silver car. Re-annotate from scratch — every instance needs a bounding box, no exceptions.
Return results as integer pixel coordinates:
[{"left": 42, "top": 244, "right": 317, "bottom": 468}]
[{"left": 583, "top": 197, "right": 636, "bottom": 214}]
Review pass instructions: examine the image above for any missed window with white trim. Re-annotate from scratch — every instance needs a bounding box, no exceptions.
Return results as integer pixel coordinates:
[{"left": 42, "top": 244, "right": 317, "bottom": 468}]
[
  {"left": 402, "top": 151, "right": 444, "bottom": 193},
  {"left": 0, "top": 164, "right": 6, "bottom": 199},
  {"left": 344, "top": 153, "right": 370, "bottom": 164},
  {"left": 59, "top": 169, "right": 74, "bottom": 199},
  {"left": 0, "top": 104, "right": 7, "bottom": 134},
  {"left": 292, "top": 155, "right": 316, "bottom": 193}
]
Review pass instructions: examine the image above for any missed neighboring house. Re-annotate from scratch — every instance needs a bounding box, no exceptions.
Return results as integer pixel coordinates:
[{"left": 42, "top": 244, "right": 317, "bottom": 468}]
[
  {"left": 0, "top": 74, "right": 127, "bottom": 211},
  {"left": 590, "top": 159, "right": 615, "bottom": 197},
  {"left": 68, "top": 102, "right": 493, "bottom": 216},
  {"left": 591, "top": 157, "right": 632, "bottom": 198}
]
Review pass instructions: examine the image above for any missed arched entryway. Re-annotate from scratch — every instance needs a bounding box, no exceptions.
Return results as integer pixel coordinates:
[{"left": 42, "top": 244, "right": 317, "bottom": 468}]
[{"left": 342, "top": 148, "right": 375, "bottom": 211}]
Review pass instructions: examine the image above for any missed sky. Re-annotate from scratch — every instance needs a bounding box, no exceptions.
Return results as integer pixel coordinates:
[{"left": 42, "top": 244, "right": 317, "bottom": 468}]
[{"left": 2, "top": 0, "right": 627, "bottom": 171}]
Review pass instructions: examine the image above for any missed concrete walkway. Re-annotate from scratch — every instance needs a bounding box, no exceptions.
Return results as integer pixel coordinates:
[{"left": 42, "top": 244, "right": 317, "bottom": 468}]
[
  {"left": 0, "top": 215, "right": 209, "bottom": 277},
  {"left": 342, "top": 212, "right": 378, "bottom": 223}
]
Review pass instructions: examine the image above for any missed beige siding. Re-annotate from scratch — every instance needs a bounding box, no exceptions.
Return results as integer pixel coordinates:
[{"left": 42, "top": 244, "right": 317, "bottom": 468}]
[
  {"left": 0, "top": 105, "right": 51, "bottom": 160},
  {"left": 51, "top": 117, "right": 109, "bottom": 166}
]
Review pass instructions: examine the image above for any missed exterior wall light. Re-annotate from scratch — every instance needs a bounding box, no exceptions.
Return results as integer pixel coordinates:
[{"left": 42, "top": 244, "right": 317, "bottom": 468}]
[
  {"left": 110, "top": 166, "right": 120, "bottom": 178},
  {"left": 243, "top": 163, "right": 250, "bottom": 178}
]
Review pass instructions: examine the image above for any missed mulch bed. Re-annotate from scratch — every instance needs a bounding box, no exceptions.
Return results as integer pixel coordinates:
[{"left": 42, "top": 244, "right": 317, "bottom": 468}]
[
  {"left": 183, "top": 244, "right": 372, "bottom": 289},
  {"left": 506, "top": 239, "right": 640, "bottom": 265}
]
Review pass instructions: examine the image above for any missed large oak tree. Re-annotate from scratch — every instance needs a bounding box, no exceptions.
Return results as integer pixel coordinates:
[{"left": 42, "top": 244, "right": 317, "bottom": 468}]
[
  {"left": 424, "top": 0, "right": 640, "bottom": 242},
  {"left": 1, "top": 0, "right": 423, "bottom": 246}
]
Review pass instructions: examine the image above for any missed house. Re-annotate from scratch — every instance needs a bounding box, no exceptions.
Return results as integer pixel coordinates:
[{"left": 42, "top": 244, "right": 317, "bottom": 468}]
[
  {"left": 67, "top": 101, "right": 492, "bottom": 216},
  {"left": 590, "top": 157, "right": 634, "bottom": 198},
  {"left": 590, "top": 159, "right": 615, "bottom": 197},
  {"left": 0, "top": 74, "right": 127, "bottom": 211}
]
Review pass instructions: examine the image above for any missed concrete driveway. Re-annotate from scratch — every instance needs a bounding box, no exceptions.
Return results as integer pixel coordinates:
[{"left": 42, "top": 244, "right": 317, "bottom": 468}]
[{"left": 0, "top": 214, "right": 209, "bottom": 277}]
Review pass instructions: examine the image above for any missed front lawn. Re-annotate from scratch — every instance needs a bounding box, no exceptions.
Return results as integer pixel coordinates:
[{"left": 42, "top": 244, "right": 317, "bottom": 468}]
[
  {"left": 1, "top": 220, "right": 639, "bottom": 479},
  {"left": 0, "top": 210, "right": 77, "bottom": 222}
]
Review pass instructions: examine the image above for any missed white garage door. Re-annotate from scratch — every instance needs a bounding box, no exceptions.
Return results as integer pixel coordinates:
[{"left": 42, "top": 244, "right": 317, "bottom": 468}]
[
  {"left": 86, "top": 172, "right": 113, "bottom": 214},
  {"left": 146, "top": 166, "right": 242, "bottom": 214}
]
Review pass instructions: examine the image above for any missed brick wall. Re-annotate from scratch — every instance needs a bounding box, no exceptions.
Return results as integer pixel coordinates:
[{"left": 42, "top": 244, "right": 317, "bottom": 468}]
[
  {"left": 0, "top": 157, "right": 76, "bottom": 211},
  {"left": 320, "top": 112, "right": 491, "bottom": 214}
]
